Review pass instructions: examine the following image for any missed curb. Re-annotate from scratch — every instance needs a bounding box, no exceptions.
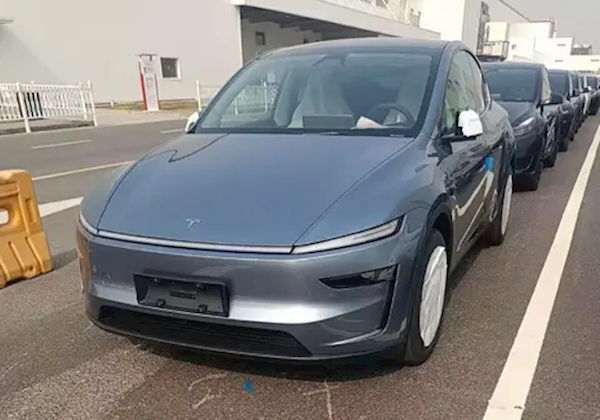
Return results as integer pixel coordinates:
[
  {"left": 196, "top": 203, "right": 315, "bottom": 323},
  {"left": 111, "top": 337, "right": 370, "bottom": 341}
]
[{"left": 0, "top": 121, "right": 94, "bottom": 136}]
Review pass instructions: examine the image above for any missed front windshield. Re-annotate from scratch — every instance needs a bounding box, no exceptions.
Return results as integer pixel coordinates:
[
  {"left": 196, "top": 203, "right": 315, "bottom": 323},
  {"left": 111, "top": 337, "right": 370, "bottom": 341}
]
[
  {"left": 549, "top": 73, "right": 568, "bottom": 96},
  {"left": 198, "top": 51, "right": 435, "bottom": 135},
  {"left": 571, "top": 74, "right": 580, "bottom": 90},
  {"left": 485, "top": 68, "right": 538, "bottom": 102}
]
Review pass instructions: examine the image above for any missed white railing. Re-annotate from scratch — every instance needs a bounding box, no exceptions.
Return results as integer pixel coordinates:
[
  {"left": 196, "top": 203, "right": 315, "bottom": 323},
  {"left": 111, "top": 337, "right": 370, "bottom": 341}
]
[
  {"left": 321, "top": 0, "right": 411, "bottom": 25},
  {"left": 195, "top": 82, "right": 279, "bottom": 115},
  {"left": 0, "top": 81, "right": 97, "bottom": 133}
]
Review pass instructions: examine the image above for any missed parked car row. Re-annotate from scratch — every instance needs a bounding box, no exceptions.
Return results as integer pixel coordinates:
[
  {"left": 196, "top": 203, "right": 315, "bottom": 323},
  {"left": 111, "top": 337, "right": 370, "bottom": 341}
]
[
  {"left": 77, "top": 39, "right": 596, "bottom": 366},
  {"left": 482, "top": 63, "right": 599, "bottom": 191}
]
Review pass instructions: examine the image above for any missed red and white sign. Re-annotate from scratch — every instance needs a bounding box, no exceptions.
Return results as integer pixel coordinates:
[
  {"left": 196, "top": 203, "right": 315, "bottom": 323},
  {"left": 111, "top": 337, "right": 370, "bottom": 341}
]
[{"left": 138, "top": 54, "right": 160, "bottom": 112}]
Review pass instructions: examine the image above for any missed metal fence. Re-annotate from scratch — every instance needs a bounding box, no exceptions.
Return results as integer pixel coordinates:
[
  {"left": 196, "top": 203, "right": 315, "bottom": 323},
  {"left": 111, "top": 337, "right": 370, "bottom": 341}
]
[
  {"left": 195, "top": 82, "right": 279, "bottom": 115},
  {"left": 0, "top": 81, "right": 97, "bottom": 133}
]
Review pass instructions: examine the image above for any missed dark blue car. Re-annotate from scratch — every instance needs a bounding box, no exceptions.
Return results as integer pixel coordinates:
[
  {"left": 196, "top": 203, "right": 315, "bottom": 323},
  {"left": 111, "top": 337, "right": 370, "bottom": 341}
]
[
  {"left": 78, "top": 39, "right": 515, "bottom": 365},
  {"left": 483, "top": 62, "right": 563, "bottom": 191}
]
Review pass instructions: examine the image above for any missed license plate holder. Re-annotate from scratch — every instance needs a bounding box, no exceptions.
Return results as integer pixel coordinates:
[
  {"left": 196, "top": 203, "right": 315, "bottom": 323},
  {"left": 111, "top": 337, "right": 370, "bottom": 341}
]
[{"left": 134, "top": 275, "right": 228, "bottom": 316}]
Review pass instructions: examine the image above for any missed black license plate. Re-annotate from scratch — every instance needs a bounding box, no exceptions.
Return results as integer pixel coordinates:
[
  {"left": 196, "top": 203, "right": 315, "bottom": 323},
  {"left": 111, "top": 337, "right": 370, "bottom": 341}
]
[{"left": 134, "top": 275, "right": 228, "bottom": 316}]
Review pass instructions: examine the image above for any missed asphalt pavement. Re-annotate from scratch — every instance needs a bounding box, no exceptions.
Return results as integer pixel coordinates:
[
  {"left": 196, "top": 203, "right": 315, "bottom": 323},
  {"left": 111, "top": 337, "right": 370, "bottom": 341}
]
[{"left": 1, "top": 117, "right": 600, "bottom": 420}]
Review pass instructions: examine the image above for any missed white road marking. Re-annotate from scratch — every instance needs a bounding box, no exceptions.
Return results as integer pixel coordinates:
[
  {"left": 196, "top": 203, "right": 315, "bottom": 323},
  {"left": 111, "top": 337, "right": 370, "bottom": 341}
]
[
  {"left": 31, "top": 139, "right": 92, "bottom": 150},
  {"left": 192, "top": 389, "right": 221, "bottom": 410},
  {"left": 483, "top": 125, "right": 600, "bottom": 420},
  {"left": 188, "top": 373, "right": 228, "bottom": 391},
  {"left": 32, "top": 161, "right": 134, "bottom": 181},
  {"left": 0, "top": 197, "right": 83, "bottom": 224},
  {"left": 303, "top": 381, "right": 339, "bottom": 420},
  {"left": 160, "top": 128, "right": 183, "bottom": 134}
]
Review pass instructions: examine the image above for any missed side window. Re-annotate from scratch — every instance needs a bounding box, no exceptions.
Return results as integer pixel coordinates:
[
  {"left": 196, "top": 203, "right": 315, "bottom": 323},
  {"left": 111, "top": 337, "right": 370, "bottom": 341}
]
[
  {"left": 541, "top": 69, "right": 552, "bottom": 103},
  {"left": 441, "top": 51, "right": 480, "bottom": 134},
  {"left": 466, "top": 56, "right": 488, "bottom": 112}
]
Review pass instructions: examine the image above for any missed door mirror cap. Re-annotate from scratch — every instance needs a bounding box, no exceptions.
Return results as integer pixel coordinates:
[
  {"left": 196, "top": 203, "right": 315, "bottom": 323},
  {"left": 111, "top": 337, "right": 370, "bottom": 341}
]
[
  {"left": 185, "top": 111, "right": 200, "bottom": 133},
  {"left": 549, "top": 92, "right": 564, "bottom": 105},
  {"left": 457, "top": 110, "right": 484, "bottom": 138}
]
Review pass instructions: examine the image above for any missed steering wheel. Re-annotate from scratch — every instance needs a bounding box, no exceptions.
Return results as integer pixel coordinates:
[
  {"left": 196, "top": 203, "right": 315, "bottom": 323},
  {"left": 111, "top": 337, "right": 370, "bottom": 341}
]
[{"left": 366, "top": 103, "right": 416, "bottom": 127}]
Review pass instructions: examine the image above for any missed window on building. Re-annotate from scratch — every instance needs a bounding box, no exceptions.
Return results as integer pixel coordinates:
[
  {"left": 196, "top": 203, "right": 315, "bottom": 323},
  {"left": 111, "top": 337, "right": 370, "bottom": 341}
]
[
  {"left": 511, "top": 44, "right": 517, "bottom": 50},
  {"left": 160, "top": 57, "right": 180, "bottom": 79},
  {"left": 558, "top": 43, "right": 566, "bottom": 47},
  {"left": 255, "top": 31, "right": 266, "bottom": 46}
]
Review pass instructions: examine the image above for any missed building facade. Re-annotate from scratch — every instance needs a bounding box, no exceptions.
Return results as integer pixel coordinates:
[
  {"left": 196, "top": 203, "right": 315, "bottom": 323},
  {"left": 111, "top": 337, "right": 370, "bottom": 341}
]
[
  {"left": 0, "top": 0, "right": 521, "bottom": 103},
  {"left": 482, "top": 19, "right": 600, "bottom": 74}
]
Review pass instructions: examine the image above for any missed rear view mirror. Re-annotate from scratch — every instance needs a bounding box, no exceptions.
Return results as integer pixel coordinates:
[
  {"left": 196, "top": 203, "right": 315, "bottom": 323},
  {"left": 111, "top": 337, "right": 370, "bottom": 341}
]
[
  {"left": 457, "top": 110, "right": 483, "bottom": 138},
  {"left": 185, "top": 111, "right": 200, "bottom": 134},
  {"left": 549, "top": 92, "right": 564, "bottom": 105}
]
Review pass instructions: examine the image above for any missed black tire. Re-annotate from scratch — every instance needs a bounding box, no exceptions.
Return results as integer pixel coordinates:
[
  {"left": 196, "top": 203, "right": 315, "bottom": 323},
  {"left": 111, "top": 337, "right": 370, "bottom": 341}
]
[
  {"left": 486, "top": 166, "right": 513, "bottom": 246},
  {"left": 559, "top": 131, "right": 570, "bottom": 152},
  {"left": 544, "top": 140, "right": 558, "bottom": 168},
  {"left": 402, "top": 229, "right": 447, "bottom": 366},
  {"left": 519, "top": 153, "right": 542, "bottom": 192}
]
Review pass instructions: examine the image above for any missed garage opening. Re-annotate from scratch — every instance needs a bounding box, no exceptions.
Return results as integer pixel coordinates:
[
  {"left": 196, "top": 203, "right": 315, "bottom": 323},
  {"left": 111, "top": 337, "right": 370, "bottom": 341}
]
[{"left": 240, "top": 7, "right": 381, "bottom": 64}]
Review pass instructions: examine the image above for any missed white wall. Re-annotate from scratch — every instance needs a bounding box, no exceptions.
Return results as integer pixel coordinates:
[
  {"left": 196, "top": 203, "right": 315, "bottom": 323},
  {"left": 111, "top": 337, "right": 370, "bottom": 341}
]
[
  {"left": 0, "top": 0, "right": 244, "bottom": 103},
  {"left": 241, "top": 20, "right": 322, "bottom": 64},
  {"left": 420, "top": 0, "right": 466, "bottom": 44},
  {"left": 536, "top": 37, "right": 573, "bottom": 59},
  {"left": 487, "top": 22, "right": 510, "bottom": 42},
  {"left": 418, "top": 0, "right": 481, "bottom": 51},
  {"left": 461, "top": 0, "right": 482, "bottom": 51},
  {"left": 509, "top": 22, "right": 553, "bottom": 42},
  {"left": 545, "top": 55, "right": 600, "bottom": 73}
]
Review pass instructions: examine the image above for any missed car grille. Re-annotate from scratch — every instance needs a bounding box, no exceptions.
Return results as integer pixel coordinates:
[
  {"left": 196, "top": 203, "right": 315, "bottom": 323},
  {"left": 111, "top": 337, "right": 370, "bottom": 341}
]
[{"left": 98, "top": 306, "right": 311, "bottom": 358}]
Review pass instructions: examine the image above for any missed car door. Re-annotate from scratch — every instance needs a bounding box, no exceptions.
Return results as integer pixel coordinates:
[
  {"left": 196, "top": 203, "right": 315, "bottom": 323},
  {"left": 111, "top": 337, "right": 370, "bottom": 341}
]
[{"left": 440, "top": 50, "right": 494, "bottom": 258}]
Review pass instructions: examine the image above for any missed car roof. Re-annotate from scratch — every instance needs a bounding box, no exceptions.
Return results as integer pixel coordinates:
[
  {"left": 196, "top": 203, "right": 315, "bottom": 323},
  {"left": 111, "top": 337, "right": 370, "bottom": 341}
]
[
  {"left": 261, "top": 37, "right": 455, "bottom": 59},
  {"left": 547, "top": 69, "right": 570, "bottom": 75},
  {"left": 481, "top": 61, "right": 545, "bottom": 71}
]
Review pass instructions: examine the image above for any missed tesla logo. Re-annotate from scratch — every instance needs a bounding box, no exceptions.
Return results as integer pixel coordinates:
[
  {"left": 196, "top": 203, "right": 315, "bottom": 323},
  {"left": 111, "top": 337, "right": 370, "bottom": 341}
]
[{"left": 186, "top": 218, "right": 202, "bottom": 230}]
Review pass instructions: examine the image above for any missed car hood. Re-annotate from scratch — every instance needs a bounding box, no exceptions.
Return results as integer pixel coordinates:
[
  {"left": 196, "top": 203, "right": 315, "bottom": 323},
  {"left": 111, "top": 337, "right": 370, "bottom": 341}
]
[
  {"left": 497, "top": 101, "right": 535, "bottom": 126},
  {"left": 96, "top": 133, "right": 411, "bottom": 247}
]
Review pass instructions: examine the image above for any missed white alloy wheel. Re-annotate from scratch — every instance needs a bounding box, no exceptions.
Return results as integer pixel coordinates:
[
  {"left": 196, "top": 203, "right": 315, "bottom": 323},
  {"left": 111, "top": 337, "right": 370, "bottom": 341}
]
[
  {"left": 501, "top": 175, "right": 513, "bottom": 236},
  {"left": 419, "top": 246, "right": 448, "bottom": 347}
]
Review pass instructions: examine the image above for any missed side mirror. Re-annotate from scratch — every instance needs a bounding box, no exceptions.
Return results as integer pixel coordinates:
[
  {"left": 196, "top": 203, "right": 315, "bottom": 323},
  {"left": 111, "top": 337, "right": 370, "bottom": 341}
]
[
  {"left": 549, "top": 92, "right": 564, "bottom": 105},
  {"left": 583, "top": 87, "right": 591, "bottom": 93},
  {"left": 457, "top": 110, "right": 483, "bottom": 138},
  {"left": 185, "top": 111, "right": 200, "bottom": 133}
]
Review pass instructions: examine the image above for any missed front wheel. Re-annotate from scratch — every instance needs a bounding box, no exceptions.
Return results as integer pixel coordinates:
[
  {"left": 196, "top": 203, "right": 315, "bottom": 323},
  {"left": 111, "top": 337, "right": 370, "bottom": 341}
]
[
  {"left": 559, "top": 130, "right": 570, "bottom": 152},
  {"left": 518, "top": 153, "right": 542, "bottom": 192},
  {"left": 402, "top": 229, "right": 448, "bottom": 366},
  {"left": 486, "top": 167, "right": 513, "bottom": 246},
  {"left": 544, "top": 139, "right": 558, "bottom": 167}
]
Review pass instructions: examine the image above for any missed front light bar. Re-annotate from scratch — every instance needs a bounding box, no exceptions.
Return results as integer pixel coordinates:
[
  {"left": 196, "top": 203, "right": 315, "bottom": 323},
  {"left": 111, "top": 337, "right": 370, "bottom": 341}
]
[{"left": 291, "top": 218, "right": 401, "bottom": 255}]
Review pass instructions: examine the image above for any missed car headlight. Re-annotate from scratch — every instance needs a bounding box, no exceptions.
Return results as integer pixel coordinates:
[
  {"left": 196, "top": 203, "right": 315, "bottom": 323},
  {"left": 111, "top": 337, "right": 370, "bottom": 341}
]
[
  {"left": 291, "top": 219, "right": 401, "bottom": 255},
  {"left": 513, "top": 117, "right": 536, "bottom": 136}
]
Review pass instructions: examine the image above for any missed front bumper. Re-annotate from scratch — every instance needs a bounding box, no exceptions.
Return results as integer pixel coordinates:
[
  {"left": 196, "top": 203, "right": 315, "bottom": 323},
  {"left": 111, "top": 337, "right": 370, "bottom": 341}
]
[
  {"left": 514, "top": 131, "right": 542, "bottom": 176},
  {"left": 78, "top": 219, "right": 422, "bottom": 360}
]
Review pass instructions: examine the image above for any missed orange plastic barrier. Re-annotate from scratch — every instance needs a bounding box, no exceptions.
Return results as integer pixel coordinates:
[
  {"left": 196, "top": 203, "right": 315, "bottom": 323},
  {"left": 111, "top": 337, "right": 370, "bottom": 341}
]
[{"left": 0, "top": 170, "right": 52, "bottom": 289}]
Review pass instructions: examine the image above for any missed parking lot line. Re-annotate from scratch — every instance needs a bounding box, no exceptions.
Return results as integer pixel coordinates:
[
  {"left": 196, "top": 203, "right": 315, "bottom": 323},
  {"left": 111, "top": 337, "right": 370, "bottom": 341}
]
[
  {"left": 32, "top": 161, "right": 134, "bottom": 181},
  {"left": 0, "top": 197, "right": 83, "bottom": 224},
  {"left": 160, "top": 129, "right": 183, "bottom": 134},
  {"left": 30, "top": 140, "right": 93, "bottom": 150},
  {"left": 483, "top": 125, "right": 600, "bottom": 420}
]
